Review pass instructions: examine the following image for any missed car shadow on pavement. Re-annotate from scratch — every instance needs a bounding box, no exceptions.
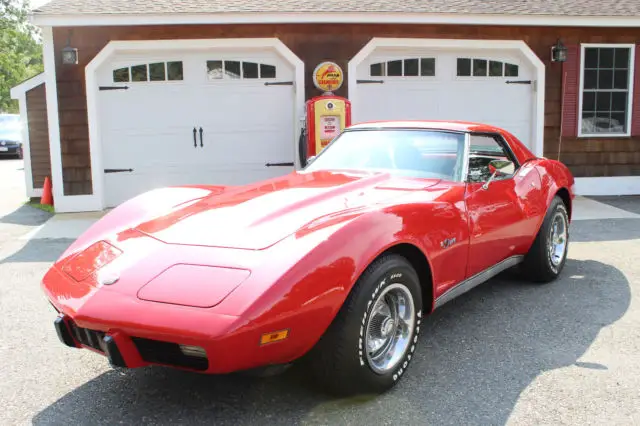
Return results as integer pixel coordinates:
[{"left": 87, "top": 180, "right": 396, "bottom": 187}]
[
  {"left": 32, "top": 258, "right": 630, "bottom": 426},
  {"left": 569, "top": 218, "right": 640, "bottom": 243},
  {"left": 0, "top": 238, "right": 73, "bottom": 265},
  {"left": 0, "top": 204, "right": 52, "bottom": 227}
]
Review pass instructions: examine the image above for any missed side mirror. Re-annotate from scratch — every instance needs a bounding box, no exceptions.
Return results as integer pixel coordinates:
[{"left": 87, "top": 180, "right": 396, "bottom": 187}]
[
  {"left": 482, "top": 159, "right": 515, "bottom": 190},
  {"left": 488, "top": 159, "right": 515, "bottom": 176}
]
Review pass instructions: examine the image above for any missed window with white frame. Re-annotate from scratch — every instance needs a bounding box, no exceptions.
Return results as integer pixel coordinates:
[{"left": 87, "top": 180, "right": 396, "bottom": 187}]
[{"left": 580, "top": 45, "right": 634, "bottom": 136}]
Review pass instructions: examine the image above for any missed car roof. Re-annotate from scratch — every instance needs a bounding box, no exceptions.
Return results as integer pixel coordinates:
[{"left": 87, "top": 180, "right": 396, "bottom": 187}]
[{"left": 347, "top": 120, "right": 506, "bottom": 134}]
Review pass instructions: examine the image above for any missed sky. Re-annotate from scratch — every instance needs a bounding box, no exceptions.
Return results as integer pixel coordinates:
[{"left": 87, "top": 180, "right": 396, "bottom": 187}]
[{"left": 30, "top": 0, "right": 51, "bottom": 8}]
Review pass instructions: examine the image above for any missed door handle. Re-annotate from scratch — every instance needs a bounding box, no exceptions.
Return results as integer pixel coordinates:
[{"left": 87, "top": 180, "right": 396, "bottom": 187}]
[
  {"left": 192, "top": 127, "right": 197, "bottom": 148},
  {"left": 199, "top": 127, "right": 204, "bottom": 147}
]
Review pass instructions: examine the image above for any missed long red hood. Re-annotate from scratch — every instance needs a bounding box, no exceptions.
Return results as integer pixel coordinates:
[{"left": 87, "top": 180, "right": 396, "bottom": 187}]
[{"left": 130, "top": 170, "right": 440, "bottom": 250}]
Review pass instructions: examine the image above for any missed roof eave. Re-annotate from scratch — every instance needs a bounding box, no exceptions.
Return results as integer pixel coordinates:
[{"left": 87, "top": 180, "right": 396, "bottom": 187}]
[
  {"left": 10, "top": 73, "right": 46, "bottom": 99},
  {"left": 29, "top": 11, "right": 640, "bottom": 28}
]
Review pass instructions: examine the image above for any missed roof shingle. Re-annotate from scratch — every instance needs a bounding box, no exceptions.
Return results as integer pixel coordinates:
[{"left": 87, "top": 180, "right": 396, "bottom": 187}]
[{"left": 32, "top": 0, "right": 640, "bottom": 17}]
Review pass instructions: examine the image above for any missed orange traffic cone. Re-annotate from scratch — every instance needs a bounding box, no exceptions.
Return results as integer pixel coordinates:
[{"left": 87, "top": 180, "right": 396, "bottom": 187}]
[{"left": 41, "top": 176, "right": 54, "bottom": 206}]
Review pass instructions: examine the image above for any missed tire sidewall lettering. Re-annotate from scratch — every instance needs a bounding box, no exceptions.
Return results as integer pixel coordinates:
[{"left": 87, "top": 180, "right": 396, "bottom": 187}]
[{"left": 358, "top": 268, "right": 422, "bottom": 381}]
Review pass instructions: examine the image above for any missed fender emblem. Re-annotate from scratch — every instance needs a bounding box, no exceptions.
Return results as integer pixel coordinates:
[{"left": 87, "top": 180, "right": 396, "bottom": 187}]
[{"left": 440, "top": 238, "right": 457, "bottom": 249}]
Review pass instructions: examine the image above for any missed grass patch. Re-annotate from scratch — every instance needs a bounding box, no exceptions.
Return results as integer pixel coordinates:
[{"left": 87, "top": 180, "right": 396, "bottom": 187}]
[{"left": 27, "top": 202, "right": 55, "bottom": 213}]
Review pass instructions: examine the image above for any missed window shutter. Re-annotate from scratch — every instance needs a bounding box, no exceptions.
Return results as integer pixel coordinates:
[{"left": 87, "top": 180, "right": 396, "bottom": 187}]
[
  {"left": 561, "top": 44, "right": 581, "bottom": 137},
  {"left": 631, "top": 44, "right": 640, "bottom": 136}
]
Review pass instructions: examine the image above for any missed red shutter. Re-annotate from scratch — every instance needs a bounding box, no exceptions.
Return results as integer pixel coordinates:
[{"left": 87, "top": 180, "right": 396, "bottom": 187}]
[
  {"left": 561, "top": 44, "right": 581, "bottom": 137},
  {"left": 631, "top": 44, "right": 640, "bottom": 136}
]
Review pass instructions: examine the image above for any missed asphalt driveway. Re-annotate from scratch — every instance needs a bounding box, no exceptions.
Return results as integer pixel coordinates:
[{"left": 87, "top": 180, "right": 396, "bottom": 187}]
[{"left": 1, "top": 158, "right": 639, "bottom": 425}]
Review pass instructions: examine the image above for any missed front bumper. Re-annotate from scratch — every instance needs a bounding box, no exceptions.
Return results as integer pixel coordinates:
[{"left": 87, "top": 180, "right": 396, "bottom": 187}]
[
  {"left": 53, "top": 313, "right": 207, "bottom": 371},
  {"left": 43, "top": 265, "right": 304, "bottom": 375},
  {"left": 0, "top": 145, "right": 21, "bottom": 155}
]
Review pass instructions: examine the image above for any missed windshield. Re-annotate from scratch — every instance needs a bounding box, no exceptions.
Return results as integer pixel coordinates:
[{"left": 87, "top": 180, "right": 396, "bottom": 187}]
[{"left": 303, "top": 129, "right": 466, "bottom": 181}]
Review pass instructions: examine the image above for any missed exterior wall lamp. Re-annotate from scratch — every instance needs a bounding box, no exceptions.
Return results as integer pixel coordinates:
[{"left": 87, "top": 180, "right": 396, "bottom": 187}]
[
  {"left": 551, "top": 39, "right": 568, "bottom": 62},
  {"left": 61, "top": 33, "right": 78, "bottom": 65}
]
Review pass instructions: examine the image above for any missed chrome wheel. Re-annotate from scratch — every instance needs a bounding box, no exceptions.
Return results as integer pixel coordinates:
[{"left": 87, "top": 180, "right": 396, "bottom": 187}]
[
  {"left": 365, "top": 283, "right": 416, "bottom": 374},
  {"left": 547, "top": 211, "right": 568, "bottom": 267}
]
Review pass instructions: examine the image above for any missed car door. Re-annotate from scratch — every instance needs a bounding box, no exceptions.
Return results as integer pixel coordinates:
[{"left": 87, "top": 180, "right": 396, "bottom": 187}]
[{"left": 463, "top": 133, "right": 542, "bottom": 278}]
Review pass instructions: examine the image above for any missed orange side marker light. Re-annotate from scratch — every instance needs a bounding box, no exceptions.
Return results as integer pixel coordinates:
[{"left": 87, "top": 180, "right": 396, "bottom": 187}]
[{"left": 260, "top": 329, "right": 289, "bottom": 345}]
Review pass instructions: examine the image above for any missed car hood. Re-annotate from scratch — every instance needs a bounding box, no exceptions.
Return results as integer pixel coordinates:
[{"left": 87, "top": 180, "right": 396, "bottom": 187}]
[{"left": 133, "top": 170, "right": 440, "bottom": 250}]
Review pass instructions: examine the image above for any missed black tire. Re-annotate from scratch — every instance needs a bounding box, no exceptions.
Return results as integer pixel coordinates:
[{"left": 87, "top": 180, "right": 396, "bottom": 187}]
[
  {"left": 521, "top": 196, "right": 570, "bottom": 283},
  {"left": 305, "top": 254, "right": 423, "bottom": 396}
]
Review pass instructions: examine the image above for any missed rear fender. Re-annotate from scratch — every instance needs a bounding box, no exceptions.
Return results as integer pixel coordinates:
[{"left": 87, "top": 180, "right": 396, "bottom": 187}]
[{"left": 532, "top": 159, "right": 575, "bottom": 224}]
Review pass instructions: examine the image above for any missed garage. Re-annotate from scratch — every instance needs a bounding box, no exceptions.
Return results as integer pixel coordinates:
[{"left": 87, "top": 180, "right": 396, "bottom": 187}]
[
  {"left": 349, "top": 39, "right": 544, "bottom": 153},
  {"left": 91, "top": 40, "right": 303, "bottom": 208}
]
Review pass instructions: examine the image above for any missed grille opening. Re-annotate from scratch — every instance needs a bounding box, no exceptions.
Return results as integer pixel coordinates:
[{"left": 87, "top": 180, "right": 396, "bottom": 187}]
[
  {"left": 131, "top": 337, "right": 209, "bottom": 371},
  {"left": 68, "top": 323, "right": 106, "bottom": 352}
]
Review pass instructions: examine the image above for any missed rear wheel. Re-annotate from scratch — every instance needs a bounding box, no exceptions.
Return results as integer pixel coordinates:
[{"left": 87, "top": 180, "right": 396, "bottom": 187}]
[
  {"left": 521, "top": 196, "right": 570, "bottom": 283},
  {"left": 306, "top": 254, "right": 423, "bottom": 396}
]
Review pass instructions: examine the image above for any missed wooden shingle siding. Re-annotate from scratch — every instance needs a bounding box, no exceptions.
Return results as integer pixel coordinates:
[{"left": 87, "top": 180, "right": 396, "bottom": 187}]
[
  {"left": 560, "top": 44, "right": 580, "bottom": 138},
  {"left": 25, "top": 84, "right": 51, "bottom": 189},
  {"left": 51, "top": 24, "right": 640, "bottom": 195}
]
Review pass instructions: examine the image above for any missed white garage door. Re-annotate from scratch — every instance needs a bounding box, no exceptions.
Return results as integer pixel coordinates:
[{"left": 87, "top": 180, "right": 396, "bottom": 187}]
[
  {"left": 353, "top": 48, "right": 535, "bottom": 148},
  {"left": 97, "top": 48, "right": 296, "bottom": 208}
]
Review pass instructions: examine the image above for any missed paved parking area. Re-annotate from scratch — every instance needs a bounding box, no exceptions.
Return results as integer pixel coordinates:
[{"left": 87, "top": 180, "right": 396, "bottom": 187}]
[{"left": 1, "top": 158, "right": 639, "bottom": 425}]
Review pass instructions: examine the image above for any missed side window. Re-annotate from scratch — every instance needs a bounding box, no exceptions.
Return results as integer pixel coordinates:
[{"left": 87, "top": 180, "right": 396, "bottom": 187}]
[{"left": 467, "top": 134, "right": 516, "bottom": 183}]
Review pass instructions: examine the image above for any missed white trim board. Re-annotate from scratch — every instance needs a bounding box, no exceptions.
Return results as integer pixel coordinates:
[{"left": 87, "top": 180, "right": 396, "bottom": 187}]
[
  {"left": 10, "top": 73, "right": 46, "bottom": 98},
  {"left": 41, "top": 26, "right": 66, "bottom": 209},
  {"left": 82, "top": 37, "right": 305, "bottom": 212},
  {"left": 574, "top": 176, "right": 640, "bottom": 196},
  {"left": 347, "top": 38, "right": 546, "bottom": 157},
  {"left": 10, "top": 73, "right": 47, "bottom": 198},
  {"left": 31, "top": 12, "right": 640, "bottom": 28}
]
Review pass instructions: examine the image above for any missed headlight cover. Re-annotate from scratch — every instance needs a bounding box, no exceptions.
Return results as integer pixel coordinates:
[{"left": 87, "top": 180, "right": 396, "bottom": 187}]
[{"left": 137, "top": 264, "right": 251, "bottom": 308}]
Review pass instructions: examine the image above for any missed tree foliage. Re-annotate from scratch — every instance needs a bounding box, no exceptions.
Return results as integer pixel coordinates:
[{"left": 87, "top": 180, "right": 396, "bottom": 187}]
[{"left": 1, "top": 0, "right": 44, "bottom": 113}]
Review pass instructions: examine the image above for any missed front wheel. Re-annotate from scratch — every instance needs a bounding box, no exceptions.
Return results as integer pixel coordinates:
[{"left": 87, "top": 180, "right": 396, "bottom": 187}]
[
  {"left": 305, "top": 254, "right": 423, "bottom": 396},
  {"left": 522, "top": 196, "right": 570, "bottom": 283}
]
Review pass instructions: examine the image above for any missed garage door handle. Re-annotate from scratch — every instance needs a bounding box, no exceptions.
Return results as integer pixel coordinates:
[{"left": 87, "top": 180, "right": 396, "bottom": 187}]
[
  {"left": 265, "top": 162, "right": 294, "bottom": 167},
  {"left": 199, "top": 127, "right": 204, "bottom": 147},
  {"left": 505, "top": 80, "right": 532, "bottom": 84},
  {"left": 193, "top": 127, "right": 197, "bottom": 148},
  {"left": 104, "top": 168, "right": 133, "bottom": 173}
]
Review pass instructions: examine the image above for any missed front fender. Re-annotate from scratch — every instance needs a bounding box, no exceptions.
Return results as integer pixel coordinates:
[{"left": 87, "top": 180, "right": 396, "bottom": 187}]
[{"left": 217, "top": 205, "right": 436, "bottom": 364}]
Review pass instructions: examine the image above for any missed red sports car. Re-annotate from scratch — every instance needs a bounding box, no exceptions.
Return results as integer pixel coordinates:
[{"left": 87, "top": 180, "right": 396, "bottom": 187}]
[{"left": 42, "top": 121, "right": 574, "bottom": 395}]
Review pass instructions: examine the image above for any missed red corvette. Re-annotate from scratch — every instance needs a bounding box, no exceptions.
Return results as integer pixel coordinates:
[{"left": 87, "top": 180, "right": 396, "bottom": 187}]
[{"left": 42, "top": 121, "right": 574, "bottom": 395}]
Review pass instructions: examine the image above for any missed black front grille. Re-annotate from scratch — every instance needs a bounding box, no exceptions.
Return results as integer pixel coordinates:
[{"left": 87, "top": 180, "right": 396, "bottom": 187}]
[
  {"left": 131, "top": 337, "right": 208, "bottom": 371},
  {"left": 68, "top": 323, "right": 106, "bottom": 352}
]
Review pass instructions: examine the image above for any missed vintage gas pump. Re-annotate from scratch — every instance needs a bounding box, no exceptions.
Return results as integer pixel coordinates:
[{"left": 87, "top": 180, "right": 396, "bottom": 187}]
[{"left": 299, "top": 62, "right": 351, "bottom": 167}]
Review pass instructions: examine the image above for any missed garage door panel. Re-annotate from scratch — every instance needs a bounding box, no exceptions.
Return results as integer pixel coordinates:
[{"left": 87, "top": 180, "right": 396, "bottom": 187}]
[
  {"left": 98, "top": 48, "right": 297, "bottom": 208},
  {"left": 354, "top": 48, "right": 536, "bottom": 149},
  {"left": 357, "top": 85, "right": 441, "bottom": 122},
  {"left": 199, "top": 86, "right": 294, "bottom": 125},
  {"left": 102, "top": 129, "right": 204, "bottom": 169},
  {"left": 100, "top": 86, "right": 195, "bottom": 132}
]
